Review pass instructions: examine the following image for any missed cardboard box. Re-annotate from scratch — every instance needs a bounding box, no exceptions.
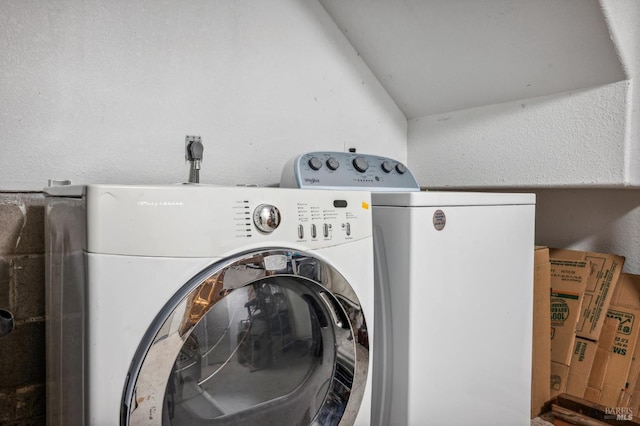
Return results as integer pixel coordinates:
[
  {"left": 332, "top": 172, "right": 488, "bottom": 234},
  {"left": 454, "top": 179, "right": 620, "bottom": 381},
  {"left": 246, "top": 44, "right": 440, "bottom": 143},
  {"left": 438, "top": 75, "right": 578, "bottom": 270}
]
[
  {"left": 549, "top": 249, "right": 625, "bottom": 341},
  {"left": 631, "top": 371, "right": 640, "bottom": 414},
  {"left": 563, "top": 319, "right": 617, "bottom": 401},
  {"left": 580, "top": 274, "right": 640, "bottom": 407},
  {"left": 587, "top": 273, "right": 640, "bottom": 407},
  {"left": 566, "top": 337, "right": 598, "bottom": 398},
  {"left": 584, "top": 317, "right": 619, "bottom": 402},
  {"left": 551, "top": 361, "right": 569, "bottom": 399},
  {"left": 549, "top": 257, "right": 590, "bottom": 365},
  {"left": 584, "top": 386, "right": 601, "bottom": 403},
  {"left": 623, "top": 301, "right": 640, "bottom": 408},
  {"left": 630, "top": 345, "right": 640, "bottom": 413},
  {"left": 532, "top": 246, "right": 551, "bottom": 417}
]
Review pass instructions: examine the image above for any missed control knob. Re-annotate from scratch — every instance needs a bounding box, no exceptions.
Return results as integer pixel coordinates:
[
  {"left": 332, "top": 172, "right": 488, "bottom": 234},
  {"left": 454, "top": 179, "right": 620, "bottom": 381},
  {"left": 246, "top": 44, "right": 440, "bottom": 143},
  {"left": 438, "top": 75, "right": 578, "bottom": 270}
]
[
  {"left": 308, "top": 157, "right": 323, "bottom": 171},
  {"left": 352, "top": 156, "right": 369, "bottom": 173},
  {"left": 396, "top": 163, "right": 407, "bottom": 174},
  {"left": 381, "top": 161, "right": 393, "bottom": 173},
  {"left": 326, "top": 157, "right": 339, "bottom": 171},
  {"left": 253, "top": 204, "right": 281, "bottom": 233}
]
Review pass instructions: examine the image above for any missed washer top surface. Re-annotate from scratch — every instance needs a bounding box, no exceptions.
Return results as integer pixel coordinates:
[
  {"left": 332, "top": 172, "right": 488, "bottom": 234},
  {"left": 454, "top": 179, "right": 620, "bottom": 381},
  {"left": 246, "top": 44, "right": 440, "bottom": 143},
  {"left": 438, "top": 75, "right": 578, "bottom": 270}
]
[{"left": 371, "top": 190, "right": 535, "bottom": 207}]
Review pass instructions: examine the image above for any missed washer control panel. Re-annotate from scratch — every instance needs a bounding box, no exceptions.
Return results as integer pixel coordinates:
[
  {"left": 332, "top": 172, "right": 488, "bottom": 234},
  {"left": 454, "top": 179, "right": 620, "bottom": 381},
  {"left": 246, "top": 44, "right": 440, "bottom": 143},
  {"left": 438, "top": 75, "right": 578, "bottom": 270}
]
[{"left": 280, "top": 151, "right": 420, "bottom": 192}]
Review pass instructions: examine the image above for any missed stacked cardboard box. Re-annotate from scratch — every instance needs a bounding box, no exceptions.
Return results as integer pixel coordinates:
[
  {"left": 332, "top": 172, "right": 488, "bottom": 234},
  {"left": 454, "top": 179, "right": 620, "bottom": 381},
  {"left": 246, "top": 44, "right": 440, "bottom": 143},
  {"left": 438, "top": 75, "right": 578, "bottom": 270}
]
[
  {"left": 544, "top": 248, "right": 640, "bottom": 415},
  {"left": 532, "top": 246, "right": 551, "bottom": 417},
  {"left": 549, "top": 254, "right": 590, "bottom": 396},
  {"left": 549, "top": 249, "right": 625, "bottom": 399},
  {"left": 564, "top": 318, "right": 616, "bottom": 399},
  {"left": 585, "top": 273, "right": 640, "bottom": 406}
]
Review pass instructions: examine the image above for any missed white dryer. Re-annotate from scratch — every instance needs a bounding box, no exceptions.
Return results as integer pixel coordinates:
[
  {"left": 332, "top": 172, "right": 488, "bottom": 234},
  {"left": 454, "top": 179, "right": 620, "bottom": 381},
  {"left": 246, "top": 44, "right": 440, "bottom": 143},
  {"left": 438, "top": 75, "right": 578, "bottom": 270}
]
[
  {"left": 282, "top": 152, "right": 536, "bottom": 426},
  {"left": 44, "top": 184, "right": 374, "bottom": 425}
]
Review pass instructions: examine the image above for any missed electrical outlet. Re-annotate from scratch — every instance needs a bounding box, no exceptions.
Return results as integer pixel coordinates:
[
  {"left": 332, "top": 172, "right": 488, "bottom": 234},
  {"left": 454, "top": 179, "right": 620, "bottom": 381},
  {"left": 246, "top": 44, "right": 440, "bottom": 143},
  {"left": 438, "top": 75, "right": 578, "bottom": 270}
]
[{"left": 343, "top": 142, "right": 358, "bottom": 153}]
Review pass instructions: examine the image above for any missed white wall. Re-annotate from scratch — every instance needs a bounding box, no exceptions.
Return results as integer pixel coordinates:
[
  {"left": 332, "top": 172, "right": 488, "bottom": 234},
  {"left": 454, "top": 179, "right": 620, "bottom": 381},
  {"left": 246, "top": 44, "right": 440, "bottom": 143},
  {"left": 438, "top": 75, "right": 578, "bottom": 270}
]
[
  {"left": 0, "top": 0, "right": 406, "bottom": 190},
  {"left": 602, "top": 0, "right": 640, "bottom": 184},
  {"left": 406, "top": 0, "right": 640, "bottom": 274},
  {"left": 409, "top": 81, "right": 629, "bottom": 188},
  {"left": 408, "top": 0, "right": 638, "bottom": 189},
  {"left": 535, "top": 189, "right": 640, "bottom": 274}
]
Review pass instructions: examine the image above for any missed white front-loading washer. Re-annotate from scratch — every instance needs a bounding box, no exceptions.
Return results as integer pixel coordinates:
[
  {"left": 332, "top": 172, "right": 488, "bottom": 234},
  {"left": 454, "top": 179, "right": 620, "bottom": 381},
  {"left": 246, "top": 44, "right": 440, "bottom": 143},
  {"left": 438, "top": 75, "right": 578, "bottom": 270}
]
[{"left": 44, "top": 184, "right": 374, "bottom": 426}]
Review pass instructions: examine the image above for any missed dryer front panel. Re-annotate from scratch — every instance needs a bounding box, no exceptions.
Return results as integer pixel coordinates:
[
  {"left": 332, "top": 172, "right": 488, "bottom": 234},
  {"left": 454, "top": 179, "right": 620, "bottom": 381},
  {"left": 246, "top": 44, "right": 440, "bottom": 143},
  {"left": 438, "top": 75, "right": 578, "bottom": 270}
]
[{"left": 122, "top": 249, "right": 369, "bottom": 426}]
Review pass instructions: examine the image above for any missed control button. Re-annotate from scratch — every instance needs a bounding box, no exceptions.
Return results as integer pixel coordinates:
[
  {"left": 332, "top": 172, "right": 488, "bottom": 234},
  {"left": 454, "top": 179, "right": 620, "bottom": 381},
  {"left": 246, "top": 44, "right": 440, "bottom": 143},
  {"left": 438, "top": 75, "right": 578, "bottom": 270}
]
[
  {"left": 326, "top": 157, "right": 339, "bottom": 171},
  {"left": 381, "top": 161, "right": 393, "bottom": 173},
  {"left": 308, "top": 157, "right": 323, "bottom": 170},
  {"left": 311, "top": 224, "right": 317, "bottom": 238},
  {"left": 396, "top": 163, "right": 407, "bottom": 174},
  {"left": 253, "top": 204, "right": 281, "bottom": 233},
  {"left": 346, "top": 222, "right": 351, "bottom": 236},
  {"left": 323, "top": 223, "right": 329, "bottom": 238},
  {"left": 298, "top": 224, "right": 304, "bottom": 239},
  {"left": 333, "top": 200, "right": 348, "bottom": 208},
  {"left": 352, "top": 156, "right": 369, "bottom": 173}
]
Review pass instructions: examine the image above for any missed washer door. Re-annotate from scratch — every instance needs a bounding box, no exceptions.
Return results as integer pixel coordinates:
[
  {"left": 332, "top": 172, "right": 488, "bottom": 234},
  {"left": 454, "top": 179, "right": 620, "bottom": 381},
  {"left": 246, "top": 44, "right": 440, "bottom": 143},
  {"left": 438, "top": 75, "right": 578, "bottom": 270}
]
[{"left": 122, "top": 249, "right": 369, "bottom": 426}]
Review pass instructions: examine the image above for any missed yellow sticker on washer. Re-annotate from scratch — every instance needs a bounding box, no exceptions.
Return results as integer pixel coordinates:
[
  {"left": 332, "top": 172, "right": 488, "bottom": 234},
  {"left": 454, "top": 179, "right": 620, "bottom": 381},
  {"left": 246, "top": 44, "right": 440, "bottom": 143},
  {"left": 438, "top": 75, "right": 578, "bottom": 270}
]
[{"left": 362, "top": 201, "right": 369, "bottom": 210}]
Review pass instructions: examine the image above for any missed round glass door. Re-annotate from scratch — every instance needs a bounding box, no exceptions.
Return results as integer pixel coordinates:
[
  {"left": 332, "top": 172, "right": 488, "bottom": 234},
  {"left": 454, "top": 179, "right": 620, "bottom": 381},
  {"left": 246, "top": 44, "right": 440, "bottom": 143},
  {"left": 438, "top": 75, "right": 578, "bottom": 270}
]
[{"left": 122, "top": 249, "right": 369, "bottom": 426}]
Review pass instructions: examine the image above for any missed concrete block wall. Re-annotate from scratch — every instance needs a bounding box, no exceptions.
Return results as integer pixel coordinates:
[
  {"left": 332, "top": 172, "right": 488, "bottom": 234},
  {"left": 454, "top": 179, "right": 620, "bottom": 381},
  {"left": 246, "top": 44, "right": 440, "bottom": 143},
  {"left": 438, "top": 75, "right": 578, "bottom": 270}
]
[{"left": 0, "top": 192, "right": 46, "bottom": 425}]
